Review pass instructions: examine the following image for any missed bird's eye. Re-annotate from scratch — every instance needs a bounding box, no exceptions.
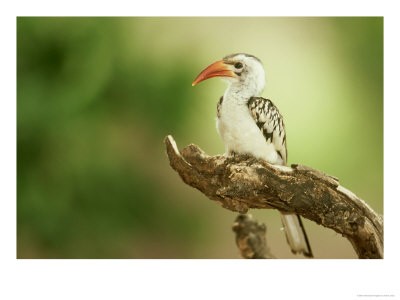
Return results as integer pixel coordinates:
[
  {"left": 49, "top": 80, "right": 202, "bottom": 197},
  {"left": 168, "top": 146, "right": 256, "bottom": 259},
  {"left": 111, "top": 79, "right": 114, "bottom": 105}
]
[{"left": 234, "top": 62, "right": 243, "bottom": 69}]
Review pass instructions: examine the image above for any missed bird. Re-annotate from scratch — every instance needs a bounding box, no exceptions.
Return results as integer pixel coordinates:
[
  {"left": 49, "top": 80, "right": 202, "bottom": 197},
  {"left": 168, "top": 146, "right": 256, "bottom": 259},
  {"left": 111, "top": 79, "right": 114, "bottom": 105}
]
[{"left": 192, "top": 53, "right": 313, "bottom": 258}]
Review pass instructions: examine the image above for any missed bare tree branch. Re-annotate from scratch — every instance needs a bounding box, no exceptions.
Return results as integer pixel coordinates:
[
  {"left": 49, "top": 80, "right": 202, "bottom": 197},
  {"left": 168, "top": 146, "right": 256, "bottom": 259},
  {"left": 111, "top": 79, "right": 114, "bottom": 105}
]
[
  {"left": 232, "top": 214, "right": 275, "bottom": 259},
  {"left": 164, "top": 135, "right": 383, "bottom": 259}
]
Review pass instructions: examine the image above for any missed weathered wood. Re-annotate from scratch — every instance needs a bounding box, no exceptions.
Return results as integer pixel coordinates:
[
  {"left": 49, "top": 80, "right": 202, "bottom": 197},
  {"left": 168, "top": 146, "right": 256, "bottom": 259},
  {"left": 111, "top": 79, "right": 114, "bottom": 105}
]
[
  {"left": 232, "top": 214, "right": 275, "bottom": 259},
  {"left": 165, "top": 135, "right": 383, "bottom": 259}
]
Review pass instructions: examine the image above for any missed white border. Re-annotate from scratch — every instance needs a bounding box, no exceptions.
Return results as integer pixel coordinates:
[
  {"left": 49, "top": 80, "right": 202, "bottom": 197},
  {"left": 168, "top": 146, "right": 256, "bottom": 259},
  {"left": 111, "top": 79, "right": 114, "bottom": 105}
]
[{"left": 2, "top": 1, "right": 399, "bottom": 299}]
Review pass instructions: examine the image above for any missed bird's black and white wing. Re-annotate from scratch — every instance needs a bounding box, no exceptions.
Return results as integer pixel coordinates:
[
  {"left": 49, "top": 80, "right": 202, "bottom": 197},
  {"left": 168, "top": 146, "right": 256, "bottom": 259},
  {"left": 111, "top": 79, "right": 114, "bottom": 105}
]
[
  {"left": 247, "top": 97, "right": 287, "bottom": 166},
  {"left": 217, "top": 96, "right": 223, "bottom": 119},
  {"left": 248, "top": 97, "right": 312, "bottom": 257}
]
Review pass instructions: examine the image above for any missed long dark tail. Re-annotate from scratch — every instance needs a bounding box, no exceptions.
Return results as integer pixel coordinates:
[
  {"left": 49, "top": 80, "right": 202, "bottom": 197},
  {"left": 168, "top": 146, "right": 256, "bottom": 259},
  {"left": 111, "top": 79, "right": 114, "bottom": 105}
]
[{"left": 280, "top": 213, "right": 313, "bottom": 258}]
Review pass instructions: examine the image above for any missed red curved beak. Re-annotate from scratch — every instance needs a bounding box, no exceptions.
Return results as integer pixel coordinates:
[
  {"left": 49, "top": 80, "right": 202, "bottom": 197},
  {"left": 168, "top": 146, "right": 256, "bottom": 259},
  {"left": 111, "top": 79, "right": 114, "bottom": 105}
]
[{"left": 192, "top": 60, "right": 236, "bottom": 86}]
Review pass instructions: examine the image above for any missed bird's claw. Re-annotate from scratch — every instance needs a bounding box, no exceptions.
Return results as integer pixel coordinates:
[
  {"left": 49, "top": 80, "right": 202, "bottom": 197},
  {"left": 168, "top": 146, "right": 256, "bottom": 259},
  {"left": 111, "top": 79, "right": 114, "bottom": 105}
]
[{"left": 246, "top": 158, "right": 258, "bottom": 166}]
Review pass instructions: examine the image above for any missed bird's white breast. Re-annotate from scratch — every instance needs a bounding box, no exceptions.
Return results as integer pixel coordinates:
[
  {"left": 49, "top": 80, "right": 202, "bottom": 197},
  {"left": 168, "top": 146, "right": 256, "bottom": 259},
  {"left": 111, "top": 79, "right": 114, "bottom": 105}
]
[{"left": 216, "top": 97, "right": 281, "bottom": 164}]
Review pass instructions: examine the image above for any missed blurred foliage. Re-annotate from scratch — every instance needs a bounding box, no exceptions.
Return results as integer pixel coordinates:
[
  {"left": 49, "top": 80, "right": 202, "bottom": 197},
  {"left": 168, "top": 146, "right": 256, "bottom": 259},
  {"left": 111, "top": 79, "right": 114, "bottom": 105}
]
[{"left": 17, "top": 17, "right": 383, "bottom": 258}]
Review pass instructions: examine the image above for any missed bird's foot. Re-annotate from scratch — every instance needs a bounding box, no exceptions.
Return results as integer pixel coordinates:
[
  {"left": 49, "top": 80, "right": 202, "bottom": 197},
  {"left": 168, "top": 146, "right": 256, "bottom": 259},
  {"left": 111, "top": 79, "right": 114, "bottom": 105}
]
[
  {"left": 229, "top": 151, "right": 238, "bottom": 157},
  {"left": 246, "top": 157, "right": 259, "bottom": 166}
]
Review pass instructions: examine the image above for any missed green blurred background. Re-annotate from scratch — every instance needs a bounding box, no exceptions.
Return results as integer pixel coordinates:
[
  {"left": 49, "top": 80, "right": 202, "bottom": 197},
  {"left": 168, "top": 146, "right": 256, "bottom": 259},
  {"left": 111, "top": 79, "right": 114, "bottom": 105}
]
[{"left": 17, "top": 17, "right": 383, "bottom": 259}]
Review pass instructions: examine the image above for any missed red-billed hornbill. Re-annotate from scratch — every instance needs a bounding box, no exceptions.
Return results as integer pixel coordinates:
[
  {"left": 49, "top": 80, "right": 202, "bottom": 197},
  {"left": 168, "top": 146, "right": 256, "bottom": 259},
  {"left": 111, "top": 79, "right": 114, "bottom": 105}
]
[{"left": 192, "top": 53, "right": 313, "bottom": 257}]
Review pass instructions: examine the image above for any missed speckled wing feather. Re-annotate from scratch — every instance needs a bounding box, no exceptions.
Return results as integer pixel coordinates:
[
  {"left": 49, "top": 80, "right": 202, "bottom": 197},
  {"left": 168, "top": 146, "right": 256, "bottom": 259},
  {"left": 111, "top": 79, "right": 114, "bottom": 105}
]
[
  {"left": 217, "top": 96, "right": 223, "bottom": 118},
  {"left": 247, "top": 97, "right": 287, "bottom": 165}
]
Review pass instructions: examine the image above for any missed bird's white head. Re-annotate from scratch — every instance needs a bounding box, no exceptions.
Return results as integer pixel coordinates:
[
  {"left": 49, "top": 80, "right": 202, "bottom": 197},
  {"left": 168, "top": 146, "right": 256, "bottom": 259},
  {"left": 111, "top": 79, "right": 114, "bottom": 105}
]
[{"left": 192, "top": 53, "right": 266, "bottom": 97}]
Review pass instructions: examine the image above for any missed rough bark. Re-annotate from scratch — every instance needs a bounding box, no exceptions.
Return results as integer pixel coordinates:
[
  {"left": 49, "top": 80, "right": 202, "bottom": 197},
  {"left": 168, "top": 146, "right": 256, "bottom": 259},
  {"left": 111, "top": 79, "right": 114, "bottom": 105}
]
[
  {"left": 164, "top": 135, "right": 383, "bottom": 259},
  {"left": 232, "top": 214, "right": 275, "bottom": 259}
]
